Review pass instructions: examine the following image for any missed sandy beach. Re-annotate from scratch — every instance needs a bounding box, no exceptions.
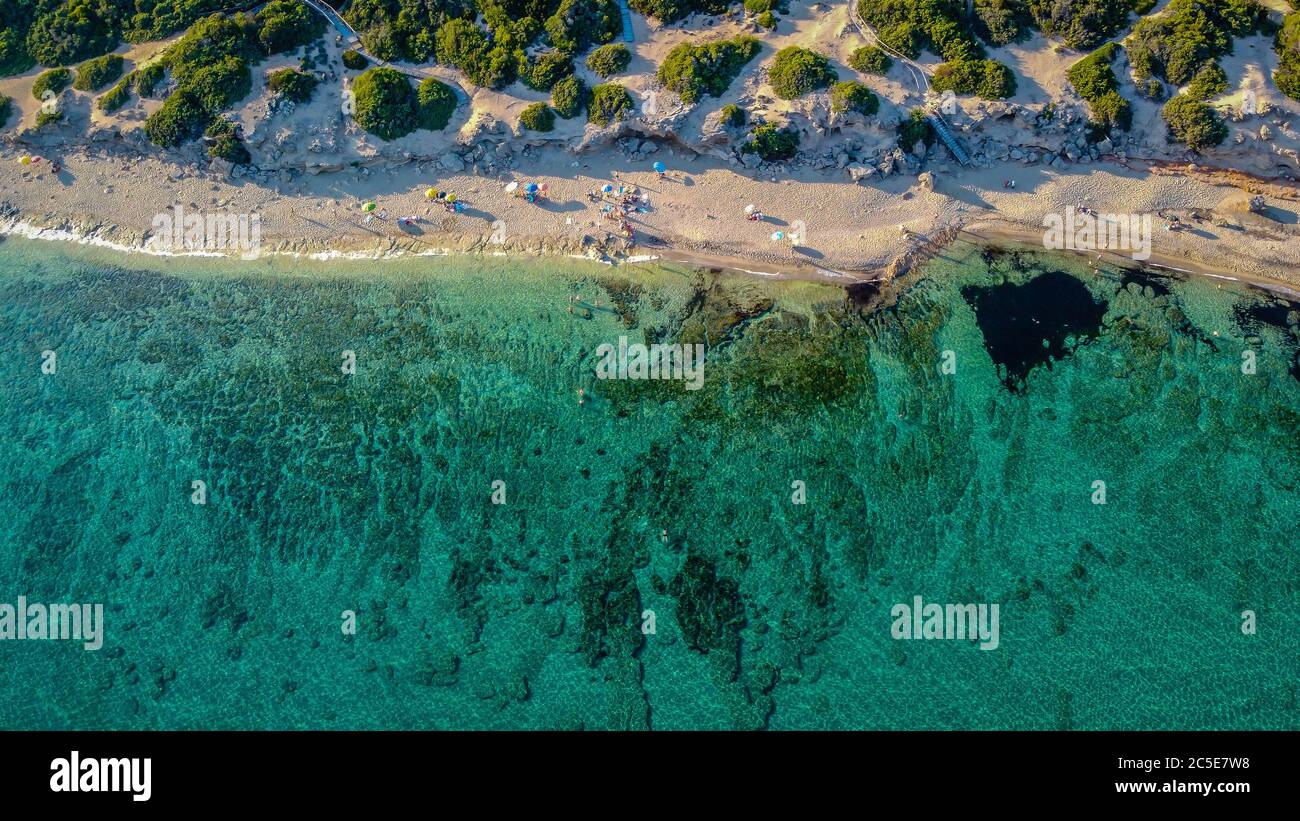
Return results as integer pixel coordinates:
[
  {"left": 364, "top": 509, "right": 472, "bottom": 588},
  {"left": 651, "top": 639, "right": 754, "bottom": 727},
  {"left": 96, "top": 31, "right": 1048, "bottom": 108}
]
[{"left": 2, "top": 4, "right": 1299, "bottom": 293}]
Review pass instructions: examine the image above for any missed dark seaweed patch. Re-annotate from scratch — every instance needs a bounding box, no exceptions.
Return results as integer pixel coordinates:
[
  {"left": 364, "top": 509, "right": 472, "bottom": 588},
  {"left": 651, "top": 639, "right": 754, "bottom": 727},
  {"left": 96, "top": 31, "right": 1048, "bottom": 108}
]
[
  {"left": 1119, "top": 267, "right": 1175, "bottom": 298},
  {"left": 962, "top": 271, "right": 1107, "bottom": 393},
  {"left": 1233, "top": 295, "right": 1300, "bottom": 381}
]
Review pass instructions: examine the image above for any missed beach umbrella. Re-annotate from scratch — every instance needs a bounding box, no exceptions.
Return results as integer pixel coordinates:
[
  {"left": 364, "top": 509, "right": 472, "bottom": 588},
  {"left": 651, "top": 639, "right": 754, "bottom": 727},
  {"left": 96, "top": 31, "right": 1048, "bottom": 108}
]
[
  {"left": 505, "top": 181, "right": 519, "bottom": 194},
  {"left": 653, "top": 161, "right": 667, "bottom": 174},
  {"left": 744, "top": 204, "right": 755, "bottom": 215},
  {"left": 525, "top": 182, "right": 539, "bottom": 194},
  {"left": 425, "top": 187, "right": 439, "bottom": 199},
  {"left": 539, "top": 183, "right": 549, "bottom": 194},
  {"left": 446, "top": 193, "right": 457, "bottom": 203},
  {"left": 362, "top": 201, "right": 377, "bottom": 212},
  {"left": 601, "top": 183, "right": 614, "bottom": 193},
  {"left": 19, "top": 155, "right": 31, "bottom": 165},
  {"left": 770, "top": 231, "right": 785, "bottom": 242}
]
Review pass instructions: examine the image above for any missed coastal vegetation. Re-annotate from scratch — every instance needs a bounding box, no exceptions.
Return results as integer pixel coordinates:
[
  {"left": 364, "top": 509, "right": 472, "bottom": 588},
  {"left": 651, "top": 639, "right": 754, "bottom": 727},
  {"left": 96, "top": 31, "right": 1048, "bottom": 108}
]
[
  {"left": 587, "top": 43, "right": 631, "bottom": 77},
  {"left": 97, "top": 75, "right": 133, "bottom": 112},
  {"left": 0, "top": 95, "right": 10, "bottom": 128},
  {"left": 267, "top": 68, "right": 319, "bottom": 103},
  {"left": 1067, "top": 43, "right": 1132, "bottom": 135},
  {"left": 133, "top": 63, "right": 164, "bottom": 97},
  {"left": 768, "top": 46, "right": 836, "bottom": 99},
  {"left": 73, "top": 53, "right": 124, "bottom": 92},
  {"left": 352, "top": 66, "right": 434, "bottom": 140},
  {"left": 342, "top": 49, "right": 369, "bottom": 71},
  {"left": 719, "top": 102, "right": 745, "bottom": 126},
  {"left": 931, "top": 58, "right": 1017, "bottom": 99},
  {"left": 1273, "top": 9, "right": 1300, "bottom": 100},
  {"left": 1162, "top": 93, "right": 1227, "bottom": 150},
  {"left": 31, "top": 68, "right": 72, "bottom": 101},
  {"left": 1126, "top": 0, "right": 1270, "bottom": 90},
  {"left": 848, "top": 46, "right": 892, "bottom": 75},
  {"left": 898, "top": 108, "right": 936, "bottom": 149},
  {"left": 205, "top": 117, "right": 251, "bottom": 165},
  {"left": 630, "top": 0, "right": 729, "bottom": 23},
  {"left": 143, "top": 7, "right": 323, "bottom": 148},
  {"left": 743, "top": 122, "right": 799, "bottom": 161},
  {"left": 657, "top": 36, "right": 761, "bottom": 103},
  {"left": 416, "top": 77, "right": 458, "bottom": 130},
  {"left": 551, "top": 74, "right": 589, "bottom": 117},
  {"left": 830, "top": 80, "right": 879, "bottom": 115},
  {"left": 520, "top": 100, "right": 556, "bottom": 131},
  {"left": 587, "top": 81, "right": 633, "bottom": 125}
]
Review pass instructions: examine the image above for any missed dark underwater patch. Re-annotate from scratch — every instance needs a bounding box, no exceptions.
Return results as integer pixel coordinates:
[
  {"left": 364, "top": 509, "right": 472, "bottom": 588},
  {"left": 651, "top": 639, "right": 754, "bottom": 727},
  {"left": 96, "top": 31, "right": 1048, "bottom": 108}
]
[
  {"left": 962, "top": 271, "right": 1107, "bottom": 392},
  {"left": 1233, "top": 294, "right": 1300, "bottom": 382}
]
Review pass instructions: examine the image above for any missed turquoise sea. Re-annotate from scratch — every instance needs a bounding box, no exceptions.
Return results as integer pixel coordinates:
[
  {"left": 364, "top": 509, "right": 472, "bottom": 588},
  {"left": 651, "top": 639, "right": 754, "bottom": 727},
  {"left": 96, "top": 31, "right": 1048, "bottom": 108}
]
[{"left": 0, "top": 236, "right": 1296, "bottom": 730}]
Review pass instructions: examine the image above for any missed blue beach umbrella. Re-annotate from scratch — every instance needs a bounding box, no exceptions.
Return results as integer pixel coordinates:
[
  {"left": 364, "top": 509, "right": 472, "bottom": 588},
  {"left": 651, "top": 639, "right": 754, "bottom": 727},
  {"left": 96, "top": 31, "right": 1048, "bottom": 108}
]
[
  {"left": 653, "top": 161, "right": 667, "bottom": 174},
  {"left": 526, "top": 182, "right": 539, "bottom": 194},
  {"left": 601, "top": 183, "right": 614, "bottom": 193}
]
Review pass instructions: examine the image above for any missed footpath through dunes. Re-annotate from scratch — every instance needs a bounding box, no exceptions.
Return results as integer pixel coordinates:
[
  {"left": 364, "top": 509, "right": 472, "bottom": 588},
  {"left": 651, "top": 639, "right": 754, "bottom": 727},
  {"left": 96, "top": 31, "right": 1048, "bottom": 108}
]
[
  {"left": 299, "top": 0, "right": 471, "bottom": 102},
  {"left": 846, "top": 1, "right": 970, "bottom": 165}
]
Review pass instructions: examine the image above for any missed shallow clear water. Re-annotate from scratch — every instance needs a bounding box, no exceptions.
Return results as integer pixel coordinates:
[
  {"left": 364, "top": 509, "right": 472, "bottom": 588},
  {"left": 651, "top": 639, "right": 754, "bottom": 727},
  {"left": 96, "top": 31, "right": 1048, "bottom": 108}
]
[{"left": 0, "top": 238, "right": 1296, "bottom": 729}]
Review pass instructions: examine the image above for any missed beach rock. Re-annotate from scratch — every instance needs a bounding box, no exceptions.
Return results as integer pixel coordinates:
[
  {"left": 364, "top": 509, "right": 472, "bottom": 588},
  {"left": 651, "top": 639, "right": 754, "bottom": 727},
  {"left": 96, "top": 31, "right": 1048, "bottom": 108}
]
[
  {"left": 847, "top": 163, "right": 874, "bottom": 182},
  {"left": 440, "top": 153, "right": 465, "bottom": 172},
  {"left": 917, "top": 171, "right": 935, "bottom": 191}
]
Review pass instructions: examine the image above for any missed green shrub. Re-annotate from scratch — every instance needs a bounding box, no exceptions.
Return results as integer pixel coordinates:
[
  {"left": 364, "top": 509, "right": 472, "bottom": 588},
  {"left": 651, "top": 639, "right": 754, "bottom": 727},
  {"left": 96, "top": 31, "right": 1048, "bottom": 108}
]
[
  {"left": 657, "top": 36, "right": 761, "bottom": 103},
  {"left": 145, "top": 92, "right": 209, "bottom": 146},
  {"left": 255, "top": 0, "right": 325, "bottom": 56},
  {"left": 551, "top": 74, "right": 589, "bottom": 118},
  {"left": 0, "top": 95, "right": 11, "bottom": 127},
  {"left": 1278, "top": 10, "right": 1300, "bottom": 101},
  {"left": 830, "top": 80, "right": 879, "bottom": 115},
  {"left": 31, "top": 68, "right": 72, "bottom": 101},
  {"left": 719, "top": 103, "right": 745, "bottom": 126},
  {"left": 35, "top": 108, "right": 63, "bottom": 128},
  {"left": 586, "top": 43, "right": 631, "bottom": 77},
  {"left": 353, "top": 66, "right": 418, "bottom": 140},
  {"left": 134, "top": 63, "right": 165, "bottom": 96},
  {"left": 546, "top": 0, "right": 622, "bottom": 54},
  {"left": 348, "top": 0, "right": 462, "bottom": 63},
  {"left": 416, "top": 77, "right": 457, "bottom": 130},
  {"left": 1186, "top": 61, "right": 1228, "bottom": 100},
  {"left": 26, "top": 0, "right": 120, "bottom": 67},
  {"left": 74, "top": 53, "right": 124, "bottom": 91},
  {"left": 974, "top": 0, "right": 1033, "bottom": 45},
  {"left": 768, "top": 46, "right": 836, "bottom": 100},
  {"left": 181, "top": 55, "right": 252, "bottom": 115},
  {"left": 630, "top": 0, "right": 730, "bottom": 24},
  {"left": 522, "top": 50, "right": 573, "bottom": 91},
  {"left": 1089, "top": 90, "right": 1131, "bottom": 132},
  {"left": 878, "top": 22, "right": 922, "bottom": 59},
  {"left": 342, "top": 49, "right": 369, "bottom": 70},
  {"left": 588, "top": 81, "right": 633, "bottom": 125},
  {"left": 1162, "top": 94, "right": 1227, "bottom": 150},
  {"left": 856, "top": 0, "right": 983, "bottom": 61},
  {"left": 1067, "top": 43, "right": 1120, "bottom": 101},
  {"left": 267, "top": 68, "right": 317, "bottom": 102},
  {"left": 848, "top": 46, "right": 891, "bottom": 75},
  {"left": 205, "top": 118, "right": 250, "bottom": 164},
  {"left": 743, "top": 122, "right": 799, "bottom": 161},
  {"left": 97, "top": 76, "right": 132, "bottom": 112},
  {"left": 1024, "top": 0, "right": 1138, "bottom": 51},
  {"left": 1126, "top": 0, "right": 1268, "bottom": 87},
  {"left": 756, "top": 10, "right": 777, "bottom": 27},
  {"left": 898, "top": 108, "right": 935, "bottom": 148},
  {"left": 931, "top": 59, "right": 1017, "bottom": 99},
  {"left": 520, "top": 101, "right": 556, "bottom": 131}
]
